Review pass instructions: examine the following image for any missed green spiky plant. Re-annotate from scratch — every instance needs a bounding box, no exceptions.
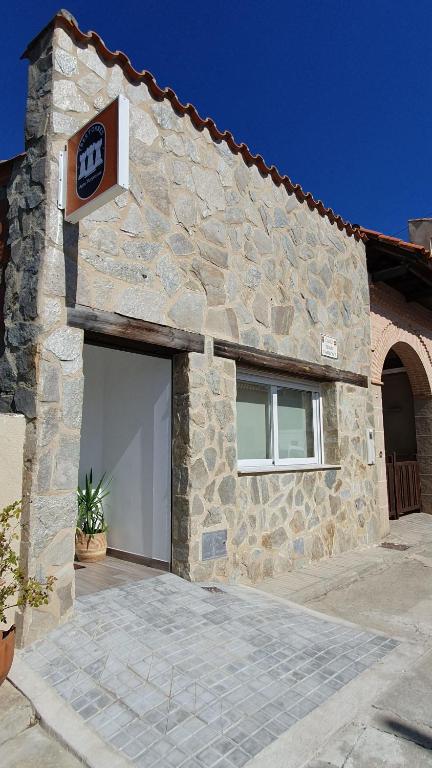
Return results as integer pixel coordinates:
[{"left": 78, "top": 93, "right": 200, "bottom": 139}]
[
  {"left": 0, "top": 500, "right": 55, "bottom": 626},
  {"left": 77, "top": 470, "right": 110, "bottom": 536}
]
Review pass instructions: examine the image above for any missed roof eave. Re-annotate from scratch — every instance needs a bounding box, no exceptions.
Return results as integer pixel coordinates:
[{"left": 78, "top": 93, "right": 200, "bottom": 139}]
[{"left": 20, "top": 9, "right": 364, "bottom": 241}]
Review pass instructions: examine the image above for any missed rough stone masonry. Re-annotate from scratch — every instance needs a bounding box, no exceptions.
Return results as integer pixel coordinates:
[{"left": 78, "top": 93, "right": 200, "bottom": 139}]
[{"left": 0, "top": 11, "right": 382, "bottom": 643}]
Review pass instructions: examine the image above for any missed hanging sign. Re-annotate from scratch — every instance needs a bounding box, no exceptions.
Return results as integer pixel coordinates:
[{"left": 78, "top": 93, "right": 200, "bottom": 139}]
[
  {"left": 58, "top": 96, "right": 129, "bottom": 223},
  {"left": 321, "top": 334, "right": 338, "bottom": 359}
]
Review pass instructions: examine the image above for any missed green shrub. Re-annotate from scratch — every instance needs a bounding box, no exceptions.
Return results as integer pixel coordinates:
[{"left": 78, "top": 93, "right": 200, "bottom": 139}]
[
  {"left": 0, "top": 500, "right": 55, "bottom": 626},
  {"left": 77, "top": 470, "right": 110, "bottom": 535}
]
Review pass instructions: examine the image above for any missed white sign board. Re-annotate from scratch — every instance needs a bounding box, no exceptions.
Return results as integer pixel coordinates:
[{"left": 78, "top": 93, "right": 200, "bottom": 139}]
[{"left": 321, "top": 334, "right": 338, "bottom": 359}]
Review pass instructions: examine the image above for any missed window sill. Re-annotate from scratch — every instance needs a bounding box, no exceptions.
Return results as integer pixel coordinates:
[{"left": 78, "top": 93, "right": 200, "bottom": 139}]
[{"left": 237, "top": 464, "right": 341, "bottom": 476}]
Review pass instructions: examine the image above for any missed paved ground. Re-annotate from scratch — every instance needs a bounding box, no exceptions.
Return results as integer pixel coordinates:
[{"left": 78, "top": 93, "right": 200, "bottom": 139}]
[
  {"left": 256, "top": 513, "right": 432, "bottom": 610},
  {"left": 257, "top": 512, "right": 432, "bottom": 642},
  {"left": 305, "top": 646, "right": 432, "bottom": 768},
  {"left": 9, "top": 512, "right": 432, "bottom": 767},
  {"left": 21, "top": 574, "right": 395, "bottom": 768},
  {"left": 255, "top": 512, "right": 432, "bottom": 766}
]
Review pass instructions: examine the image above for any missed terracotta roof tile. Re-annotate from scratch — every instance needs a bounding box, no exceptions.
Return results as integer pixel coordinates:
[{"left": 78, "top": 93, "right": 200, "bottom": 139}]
[
  {"left": 22, "top": 10, "right": 364, "bottom": 241},
  {"left": 361, "top": 227, "right": 431, "bottom": 259}
]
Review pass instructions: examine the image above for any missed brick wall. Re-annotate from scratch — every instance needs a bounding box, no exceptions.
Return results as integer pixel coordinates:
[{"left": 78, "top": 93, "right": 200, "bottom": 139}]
[
  {"left": 371, "top": 282, "right": 432, "bottom": 514},
  {"left": 370, "top": 283, "right": 432, "bottom": 395}
]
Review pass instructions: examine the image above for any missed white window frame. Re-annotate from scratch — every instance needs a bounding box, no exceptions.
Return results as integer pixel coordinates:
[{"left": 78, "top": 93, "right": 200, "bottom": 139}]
[
  {"left": 237, "top": 371, "right": 323, "bottom": 469},
  {"left": 235, "top": 378, "right": 273, "bottom": 468}
]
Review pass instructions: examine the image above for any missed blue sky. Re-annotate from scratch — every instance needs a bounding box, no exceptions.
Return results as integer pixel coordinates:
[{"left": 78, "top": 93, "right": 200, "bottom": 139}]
[{"left": 1, "top": 1, "right": 431, "bottom": 239}]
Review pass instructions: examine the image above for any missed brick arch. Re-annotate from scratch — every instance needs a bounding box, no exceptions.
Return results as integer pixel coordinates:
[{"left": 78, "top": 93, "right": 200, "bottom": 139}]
[{"left": 372, "top": 325, "right": 432, "bottom": 396}]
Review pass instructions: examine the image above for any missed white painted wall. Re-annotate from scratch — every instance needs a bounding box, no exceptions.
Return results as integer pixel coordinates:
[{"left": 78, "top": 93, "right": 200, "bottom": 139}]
[
  {"left": 0, "top": 414, "right": 26, "bottom": 629},
  {"left": 0, "top": 414, "right": 25, "bottom": 510},
  {"left": 79, "top": 345, "right": 171, "bottom": 563}
]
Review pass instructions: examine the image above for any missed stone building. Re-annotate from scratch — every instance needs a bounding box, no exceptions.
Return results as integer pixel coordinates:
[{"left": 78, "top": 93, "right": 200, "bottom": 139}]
[{"left": 0, "top": 11, "right": 382, "bottom": 644}]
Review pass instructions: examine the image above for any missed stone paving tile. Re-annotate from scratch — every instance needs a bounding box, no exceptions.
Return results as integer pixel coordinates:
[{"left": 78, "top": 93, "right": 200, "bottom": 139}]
[{"left": 22, "top": 573, "right": 398, "bottom": 766}]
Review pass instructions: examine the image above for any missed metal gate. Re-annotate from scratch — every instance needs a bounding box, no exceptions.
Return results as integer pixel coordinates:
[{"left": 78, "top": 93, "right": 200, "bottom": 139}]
[{"left": 386, "top": 453, "right": 421, "bottom": 519}]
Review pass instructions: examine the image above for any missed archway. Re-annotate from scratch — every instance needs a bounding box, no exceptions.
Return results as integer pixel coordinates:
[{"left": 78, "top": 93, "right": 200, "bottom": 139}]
[
  {"left": 379, "top": 342, "right": 432, "bottom": 518},
  {"left": 382, "top": 348, "right": 420, "bottom": 517},
  {"left": 370, "top": 299, "right": 432, "bottom": 534}
]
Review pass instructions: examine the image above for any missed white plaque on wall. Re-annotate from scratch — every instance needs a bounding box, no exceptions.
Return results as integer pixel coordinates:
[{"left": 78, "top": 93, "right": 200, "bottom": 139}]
[{"left": 321, "top": 334, "right": 338, "bottom": 359}]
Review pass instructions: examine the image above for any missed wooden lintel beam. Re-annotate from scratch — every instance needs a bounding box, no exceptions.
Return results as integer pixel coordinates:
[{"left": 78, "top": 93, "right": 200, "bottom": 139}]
[
  {"left": 67, "top": 305, "right": 205, "bottom": 354},
  {"left": 213, "top": 339, "right": 368, "bottom": 388}
]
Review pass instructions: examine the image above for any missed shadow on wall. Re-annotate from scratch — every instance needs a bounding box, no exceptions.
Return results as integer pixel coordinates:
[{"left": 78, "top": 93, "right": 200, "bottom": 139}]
[{"left": 63, "top": 219, "right": 79, "bottom": 307}]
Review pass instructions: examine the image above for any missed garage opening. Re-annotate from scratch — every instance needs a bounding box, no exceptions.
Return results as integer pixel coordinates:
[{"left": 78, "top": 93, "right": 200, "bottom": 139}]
[{"left": 76, "top": 343, "right": 172, "bottom": 594}]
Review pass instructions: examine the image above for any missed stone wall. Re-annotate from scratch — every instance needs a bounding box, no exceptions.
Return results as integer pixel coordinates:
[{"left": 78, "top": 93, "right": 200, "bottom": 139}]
[
  {"left": 171, "top": 349, "right": 377, "bottom": 582},
  {"left": 0, "top": 23, "right": 86, "bottom": 644},
  {"left": 49, "top": 22, "right": 376, "bottom": 585},
  {"left": 47, "top": 24, "right": 371, "bottom": 378},
  {"left": 171, "top": 342, "right": 238, "bottom": 580},
  {"left": 171, "top": 344, "right": 378, "bottom": 582},
  {"left": 0, "top": 14, "right": 381, "bottom": 641},
  {"left": 235, "top": 382, "right": 377, "bottom": 581},
  {"left": 0, "top": 28, "right": 58, "bottom": 645},
  {"left": 0, "top": 175, "right": 10, "bottom": 357}
]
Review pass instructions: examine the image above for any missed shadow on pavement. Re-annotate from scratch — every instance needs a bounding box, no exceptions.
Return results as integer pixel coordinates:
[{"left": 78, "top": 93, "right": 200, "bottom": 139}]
[{"left": 380, "top": 717, "right": 432, "bottom": 751}]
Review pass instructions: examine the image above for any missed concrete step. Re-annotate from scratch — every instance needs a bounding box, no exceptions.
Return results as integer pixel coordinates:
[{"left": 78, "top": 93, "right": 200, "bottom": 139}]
[
  {"left": 3, "top": 725, "right": 82, "bottom": 768},
  {"left": 0, "top": 680, "right": 82, "bottom": 767},
  {"left": 0, "top": 680, "right": 33, "bottom": 747}
]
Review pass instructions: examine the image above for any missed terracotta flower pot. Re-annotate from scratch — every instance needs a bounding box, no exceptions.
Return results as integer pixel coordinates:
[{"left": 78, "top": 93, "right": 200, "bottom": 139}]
[
  {"left": 0, "top": 626, "right": 16, "bottom": 686},
  {"left": 75, "top": 530, "right": 107, "bottom": 562}
]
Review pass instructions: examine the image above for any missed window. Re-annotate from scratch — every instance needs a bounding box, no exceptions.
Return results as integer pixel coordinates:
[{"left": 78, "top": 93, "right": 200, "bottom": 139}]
[{"left": 236, "top": 373, "right": 322, "bottom": 468}]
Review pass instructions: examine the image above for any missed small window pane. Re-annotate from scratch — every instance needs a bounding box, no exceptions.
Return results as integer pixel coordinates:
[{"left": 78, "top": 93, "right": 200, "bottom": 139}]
[
  {"left": 277, "top": 388, "right": 315, "bottom": 459},
  {"left": 236, "top": 381, "right": 271, "bottom": 461}
]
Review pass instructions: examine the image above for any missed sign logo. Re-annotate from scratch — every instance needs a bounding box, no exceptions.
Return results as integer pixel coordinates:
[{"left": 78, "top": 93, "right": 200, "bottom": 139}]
[
  {"left": 62, "top": 96, "right": 129, "bottom": 223},
  {"left": 76, "top": 122, "right": 105, "bottom": 199}
]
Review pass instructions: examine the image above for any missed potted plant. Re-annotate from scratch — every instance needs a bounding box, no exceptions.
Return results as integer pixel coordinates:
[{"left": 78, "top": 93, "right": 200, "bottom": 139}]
[
  {"left": 76, "top": 470, "right": 110, "bottom": 562},
  {"left": 0, "top": 500, "right": 55, "bottom": 686}
]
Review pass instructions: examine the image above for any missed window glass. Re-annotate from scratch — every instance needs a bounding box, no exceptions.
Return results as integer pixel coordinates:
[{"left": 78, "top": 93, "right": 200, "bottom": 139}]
[
  {"left": 236, "top": 380, "right": 271, "bottom": 461},
  {"left": 277, "top": 387, "right": 315, "bottom": 459}
]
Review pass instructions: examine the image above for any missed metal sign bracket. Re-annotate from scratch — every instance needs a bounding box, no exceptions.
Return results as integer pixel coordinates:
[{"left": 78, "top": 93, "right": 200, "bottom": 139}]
[{"left": 57, "top": 148, "right": 67, "bottom": 211}]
